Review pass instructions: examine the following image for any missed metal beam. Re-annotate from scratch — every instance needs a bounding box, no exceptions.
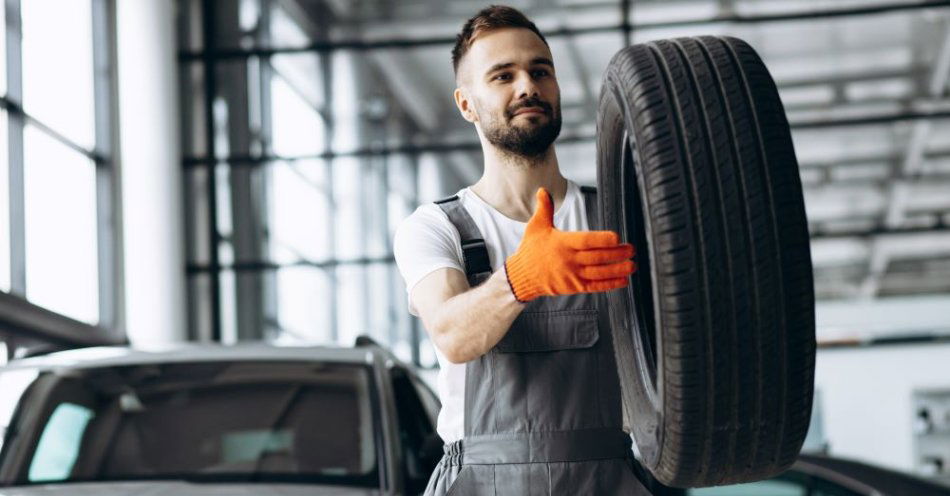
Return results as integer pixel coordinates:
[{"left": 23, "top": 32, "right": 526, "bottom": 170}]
[
  {"left": 182, "top": 106, "right": 950, "bottom": 167},
  {"left": 4, "top": 0, "right": 24, "bottom": 296},
  {"left": 811, "top": 219, "right": 950, "bottom": 240},
  {"left": 799, "top": 147, "right": 950, "bottom": 169},
  {"left": 560, "top": 23, "right": 597, "bottom": 122},
  {"left": 0, "top": 97, "right": 105, "bottom": 163},
  {"left": 186, "top": 255, "right": 396, "bottom": 274},
  {"left": 199, "top": 0, "right": 223, "bottom": 342},
  {"left": 177, "top": 0, "right": 950, "bottom": 61},
  {"left": 0, "top": 292, "right": 125, "bottom": 347},
  {"left": 859, "top": 21, "right": 950, "bottom": 298},
  {"left": 92, "top": 0, "right": 122, "bottom": 336},
  {"left": 801, "top": 173, "right": 950, "bottom": 187}
]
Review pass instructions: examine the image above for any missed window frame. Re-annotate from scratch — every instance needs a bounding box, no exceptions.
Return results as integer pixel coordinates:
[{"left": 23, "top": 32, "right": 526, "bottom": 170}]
[{"left": 0, "top": 0, "right": 125, "bottom": 358}]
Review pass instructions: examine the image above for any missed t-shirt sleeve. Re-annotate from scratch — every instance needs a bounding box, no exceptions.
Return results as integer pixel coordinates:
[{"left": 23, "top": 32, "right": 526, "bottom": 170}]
[{"left": 393, "top": 205, "right": 465, "bottom": 316}]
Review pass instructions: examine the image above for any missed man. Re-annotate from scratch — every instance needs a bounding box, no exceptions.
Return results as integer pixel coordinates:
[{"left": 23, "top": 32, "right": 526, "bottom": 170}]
[{"left": 394, "top": 5, "right": 651, "bottom": 495}]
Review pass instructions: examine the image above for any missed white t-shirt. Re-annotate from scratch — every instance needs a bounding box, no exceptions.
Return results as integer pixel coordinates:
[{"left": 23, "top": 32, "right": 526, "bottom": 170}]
[{"left": 392, "top": 180, "right": 591, "bottom": 442}]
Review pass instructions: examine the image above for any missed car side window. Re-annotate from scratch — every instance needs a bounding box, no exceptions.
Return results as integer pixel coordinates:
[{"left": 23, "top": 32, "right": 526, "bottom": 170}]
[{"left": 28, "top": 402, "right": 95, "bottom": 482}]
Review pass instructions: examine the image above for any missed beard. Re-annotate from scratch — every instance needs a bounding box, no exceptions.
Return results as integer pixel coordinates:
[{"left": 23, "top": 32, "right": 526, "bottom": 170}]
[{"left": 478, "top": 96, "right": 562, "bottom": 160}]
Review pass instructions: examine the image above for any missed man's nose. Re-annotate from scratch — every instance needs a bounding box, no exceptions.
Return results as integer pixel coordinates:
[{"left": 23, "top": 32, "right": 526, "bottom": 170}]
[{"left": 515, "top": 72, "right": 541, "bottom": 100}]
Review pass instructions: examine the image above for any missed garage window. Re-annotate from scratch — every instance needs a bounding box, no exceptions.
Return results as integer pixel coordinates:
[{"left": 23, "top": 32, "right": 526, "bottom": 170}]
[{"left": 0, "top": 0, "right": 121, "bottom": 355}]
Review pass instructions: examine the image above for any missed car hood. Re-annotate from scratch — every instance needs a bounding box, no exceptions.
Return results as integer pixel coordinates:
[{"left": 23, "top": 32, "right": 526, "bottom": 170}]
[{"left": 0, "top": 481, "right": 382, "bottom": 496}]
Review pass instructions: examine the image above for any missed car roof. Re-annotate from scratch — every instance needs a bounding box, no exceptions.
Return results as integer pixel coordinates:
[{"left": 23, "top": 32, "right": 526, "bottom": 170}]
[{"left": 0, "top": 342, "right": 385, "bottom": 372}]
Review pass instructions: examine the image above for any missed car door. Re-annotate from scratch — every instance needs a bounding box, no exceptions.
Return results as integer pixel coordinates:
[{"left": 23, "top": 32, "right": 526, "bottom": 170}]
[{"left": 390, "top": 366, "right": 441, "bottom": 495}]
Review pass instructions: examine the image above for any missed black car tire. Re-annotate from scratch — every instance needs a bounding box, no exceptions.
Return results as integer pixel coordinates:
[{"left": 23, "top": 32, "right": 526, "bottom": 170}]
[{"left": 596, "top": 36, "right": 816, "bottom": 488}]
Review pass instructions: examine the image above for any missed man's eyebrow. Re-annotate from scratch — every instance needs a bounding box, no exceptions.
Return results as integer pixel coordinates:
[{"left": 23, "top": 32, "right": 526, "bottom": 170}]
[
  {"left": 532, "top": 57, "right": 554, "bottom": 68},
  {"left": 486, "top": 61, "right": 515, "bottom": 75},
  {"left": 485, "top": 58, "right": 555, "bottom": 76}
]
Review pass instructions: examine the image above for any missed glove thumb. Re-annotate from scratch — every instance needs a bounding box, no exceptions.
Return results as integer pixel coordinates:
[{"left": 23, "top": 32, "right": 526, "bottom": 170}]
[{"left": 527, "top": 187, "right": 555, "bottom": 231}]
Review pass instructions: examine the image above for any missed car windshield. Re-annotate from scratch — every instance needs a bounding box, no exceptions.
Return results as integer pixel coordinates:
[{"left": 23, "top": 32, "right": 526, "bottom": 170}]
[{"left": 0, "top": 360, "right": 379, "bottom": 487}]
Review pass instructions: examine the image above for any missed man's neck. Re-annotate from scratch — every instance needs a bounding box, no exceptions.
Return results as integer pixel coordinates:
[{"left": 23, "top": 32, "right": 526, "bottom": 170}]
[{"left": 471, "top": 145, "right": 568, "bottom": 223}]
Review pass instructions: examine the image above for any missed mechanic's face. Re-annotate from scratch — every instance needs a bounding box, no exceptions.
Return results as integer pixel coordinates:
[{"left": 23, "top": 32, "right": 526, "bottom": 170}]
[{"left": 455, "top": 27, "right": 562, "bottom": 159}]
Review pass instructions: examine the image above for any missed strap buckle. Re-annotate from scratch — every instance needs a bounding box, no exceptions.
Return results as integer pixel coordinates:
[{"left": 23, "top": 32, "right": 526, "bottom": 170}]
[{"left": 461, "top": 238, "right": 492, "bottom": 283}]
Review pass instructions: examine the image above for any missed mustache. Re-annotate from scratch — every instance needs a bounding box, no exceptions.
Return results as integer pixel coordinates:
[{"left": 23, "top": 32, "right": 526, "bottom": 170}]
[{"left": 506, "top": 98, "right": 553, "bottom": 119}]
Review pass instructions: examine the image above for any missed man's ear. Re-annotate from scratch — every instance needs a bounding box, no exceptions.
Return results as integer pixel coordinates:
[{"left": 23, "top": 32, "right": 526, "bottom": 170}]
[{"left": 454, "top": 87, "right": 478, "bottom": 123}]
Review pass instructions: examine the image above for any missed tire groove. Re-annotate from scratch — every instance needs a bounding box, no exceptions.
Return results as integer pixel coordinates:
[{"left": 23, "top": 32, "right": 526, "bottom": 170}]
[
  {"left": 722, "top": 37, "right": 789, "bottom": 474},
  {"left": 647, "top": 41, "right": 712, "bottom": 480},
  {"left": 672, "top": 37, "right": 740, "bottom": 485}
]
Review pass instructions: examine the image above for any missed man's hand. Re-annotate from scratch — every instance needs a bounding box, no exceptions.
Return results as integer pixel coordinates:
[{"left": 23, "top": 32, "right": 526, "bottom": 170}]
[{"left": 504, "top": 188, "right": 636, "bottom": 302}]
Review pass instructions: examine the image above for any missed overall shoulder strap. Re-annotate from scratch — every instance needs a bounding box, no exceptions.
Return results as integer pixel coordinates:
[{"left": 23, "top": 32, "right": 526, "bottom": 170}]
[
  {"left": 434, "top": 195, "right": 493, "bottom": 287},
  {"left": 579, "top": 185, "right": 600, "bottom": 230}
]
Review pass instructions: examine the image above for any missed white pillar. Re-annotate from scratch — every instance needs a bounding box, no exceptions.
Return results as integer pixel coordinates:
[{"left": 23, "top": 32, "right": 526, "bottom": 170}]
[{"left": 116, "top": 0, "right": 186, "bottom": 345}]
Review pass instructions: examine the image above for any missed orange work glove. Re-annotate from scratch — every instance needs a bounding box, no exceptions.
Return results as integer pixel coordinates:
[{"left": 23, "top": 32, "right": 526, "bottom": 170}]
[{"left": 504, "top": 188, "right": 636, "bottom": 303}]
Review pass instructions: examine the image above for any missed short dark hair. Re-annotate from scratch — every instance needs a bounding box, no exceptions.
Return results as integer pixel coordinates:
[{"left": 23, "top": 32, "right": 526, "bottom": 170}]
[{"left": 451, "top": 5, "right": 549, "bottom": 76}]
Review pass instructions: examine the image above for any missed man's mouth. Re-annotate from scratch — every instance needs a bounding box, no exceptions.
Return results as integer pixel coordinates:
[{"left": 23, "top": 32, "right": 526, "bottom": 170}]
[{"left": 513, "top": 107, "right": 546, "bottom": 116}]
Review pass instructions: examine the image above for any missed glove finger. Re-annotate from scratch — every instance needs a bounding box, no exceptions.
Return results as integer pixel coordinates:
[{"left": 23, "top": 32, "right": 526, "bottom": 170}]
[
  {"left": 560, "top": 230, "right": 620, "bottom": 249},
  {"left": 526, "top": 187, "right": 555, "bottom": 230},
  {"left": 574, "top": 244, "right": 635, "bottom": 265},
  {"left": 583, "top": 277, "right": 629, "bottom": 293},
  {"left": 578, "top": 260, "right": 636, "bottom": 280}
]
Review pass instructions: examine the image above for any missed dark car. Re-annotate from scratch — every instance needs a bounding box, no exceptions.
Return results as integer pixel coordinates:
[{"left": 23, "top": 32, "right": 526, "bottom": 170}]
[
  {"left": 679, "top": 453, "right": 950, "bottom": 496},
  {"left": 0, "top": 340, "right": 443, "bottom": 495}
]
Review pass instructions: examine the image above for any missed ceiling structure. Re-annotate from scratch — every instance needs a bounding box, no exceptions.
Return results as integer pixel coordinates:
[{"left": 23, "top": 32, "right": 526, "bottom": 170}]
[{"left": 272, "top": 0, "right": 950, "bottom": 301}]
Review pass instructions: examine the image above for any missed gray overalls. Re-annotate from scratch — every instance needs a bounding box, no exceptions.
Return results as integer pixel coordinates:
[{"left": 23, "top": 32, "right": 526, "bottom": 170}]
[{"left": 424, "top": 187, "right": 651, "bottom": 495}]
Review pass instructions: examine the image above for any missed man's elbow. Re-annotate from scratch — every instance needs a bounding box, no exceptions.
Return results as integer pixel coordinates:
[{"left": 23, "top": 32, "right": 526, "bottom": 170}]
[
  {"left": 431, "top": 331, "right": 473, "bottom": 364},
  {"left": 442, "top": 347, "right": 473, "bottom": 364}
]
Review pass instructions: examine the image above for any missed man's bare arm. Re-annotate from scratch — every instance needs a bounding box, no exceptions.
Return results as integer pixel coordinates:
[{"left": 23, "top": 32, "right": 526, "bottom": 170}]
[{"left": 412, "top": 267, "right": 525, "bottom": 364}]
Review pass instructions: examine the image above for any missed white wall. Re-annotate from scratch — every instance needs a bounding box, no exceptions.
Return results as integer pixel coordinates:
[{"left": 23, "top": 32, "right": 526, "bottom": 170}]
[
  {"left": 814, "top": 295, "right": 950, "bottom": 473},
  {"left": 815, "top": 342, "right": 950, "bottom": 472},
  {"left": 116, "top": 1, "right": 187, "bottom": 345}
]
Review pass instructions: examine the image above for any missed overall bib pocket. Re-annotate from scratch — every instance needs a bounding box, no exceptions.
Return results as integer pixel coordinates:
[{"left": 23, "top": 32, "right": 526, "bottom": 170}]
[{"left": 495, "top": 309, "right": 600, "bottom": 353}]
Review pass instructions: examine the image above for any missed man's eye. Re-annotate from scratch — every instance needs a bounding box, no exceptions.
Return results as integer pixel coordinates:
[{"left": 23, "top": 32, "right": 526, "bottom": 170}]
[
  {"left": 532, "top": 69, "right": 550, "bottom": 77},
  {"left": 494, "top": 73, "right": 511, "bottom": 81}
]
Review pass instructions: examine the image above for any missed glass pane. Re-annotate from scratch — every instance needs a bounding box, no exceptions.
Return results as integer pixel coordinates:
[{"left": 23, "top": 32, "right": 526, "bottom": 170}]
[
  {"left": 184, "top": 167, "right": 211, "bottom": 265},
  {"left": 334, "top": 158, "right": 365, "bottom": 261},
  {"left": 271, "top": 53, "right": 325, "bottom": 111},
  {"left": 267, "top": 160, "right": 331, "bottom": 263},
  {"left": 813, "top": 477, "right": 863, "bottom": 496},
  {"left": 336, "top": 264, "right": 366, "bottom": 346},
  {"left": 328, "top": 47, "right": 460, "bottom": 156},
  {"left": 366, "top": 262, "right": 393, "bottom": 341},
  {"left": 180, "top": 63, "right": 207, "bottom": 157},
  {"left": 335, "top": 262, "right": 401, "bottom": 349},
  {"left": 690, "top": 478, "right": 807, "bottom": 496},
  {"left": 209, "top": 0, "right": 341, "bottom": 50},
  {"left": 0, "top": 3, "right": 6, "bottom": 96},
  {"left": 271, "top": 70, "right": 326, "bottom": 157},
  {"left": 22, "top": 0, "right": 95, "bottom": 148},
  {"left": 12, "top": 363, "right": 379, "bottom": 486},
  {"left": 0, "top": 113, "right": 8, "bottom": 292},
  {"left": 272, "top": 266, "right": 331, "bottom": 342},
  {"left": 24, "top": 126, "right": 99, "bottom": 324},
  {"left": 386, "top": 263, "right": 414, "bottom": 363},
  {"left": 28, "top": 403, "right": 95, "bottom": 482}
]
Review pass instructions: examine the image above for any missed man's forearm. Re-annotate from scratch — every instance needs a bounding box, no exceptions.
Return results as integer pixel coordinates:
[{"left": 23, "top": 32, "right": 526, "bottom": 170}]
[{"left": 428, "top": 269, "right": 525, "bottom": 363}]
